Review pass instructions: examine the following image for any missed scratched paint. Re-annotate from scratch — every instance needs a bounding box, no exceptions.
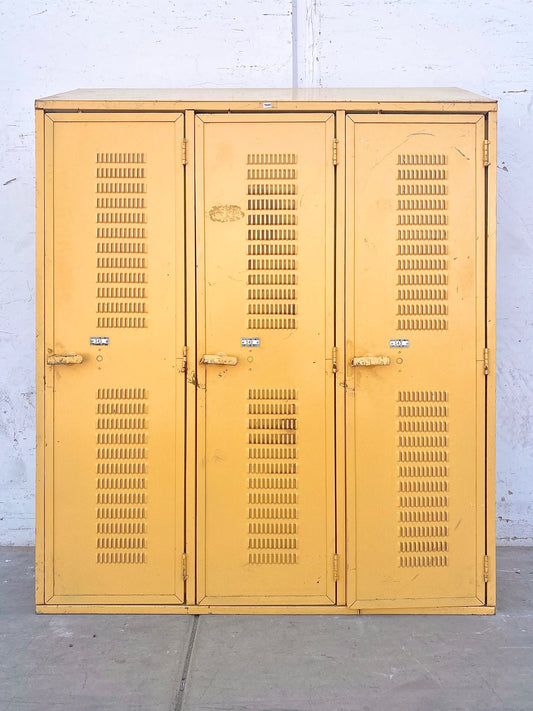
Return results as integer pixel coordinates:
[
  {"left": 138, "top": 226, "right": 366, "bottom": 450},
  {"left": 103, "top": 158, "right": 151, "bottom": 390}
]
[{"left": 209, "top": 205, "right": 245, "bottom": 223}]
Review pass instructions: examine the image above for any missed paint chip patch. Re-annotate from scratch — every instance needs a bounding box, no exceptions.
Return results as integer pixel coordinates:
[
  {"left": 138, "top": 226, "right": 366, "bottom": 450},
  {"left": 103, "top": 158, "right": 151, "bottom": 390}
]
[{"left": 209, "top": 205, "right": 244, "bottom": 223}]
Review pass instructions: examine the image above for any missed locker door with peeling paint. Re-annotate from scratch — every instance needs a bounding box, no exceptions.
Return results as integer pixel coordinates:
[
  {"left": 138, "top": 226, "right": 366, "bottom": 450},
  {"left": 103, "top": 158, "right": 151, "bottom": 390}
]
[
  {"left": 345, "top": 115, "right": 487, "bottom": 609},
  {"left": 44, "top": 114, "right": 185, "bottom": 604},
  {"left": 195, "top": 114, "right": 336, "bottom": 605}
]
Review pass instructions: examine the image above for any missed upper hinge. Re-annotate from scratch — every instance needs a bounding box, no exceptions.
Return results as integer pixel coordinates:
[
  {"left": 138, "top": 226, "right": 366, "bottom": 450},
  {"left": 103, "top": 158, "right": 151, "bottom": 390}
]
[
  {"left": 333, "top": 554, "right": 339, "bottom": 581},
  {"left": 182, "top": 139, "right": 187, "bottom": 165},
  {"left": 483, "top": 347, "right": 489, "bottom": 376},
  {"left": 332, "top": 138, "right": 339, "bottom": 166},
  {"left": 182, "top": 553, "right": 188, "bottom": 581},
  {"left": 483, "top": 554, "right": 489, "bottom": 583},
  {"left": 332, "top": 346, "right": 338, "bottom": 374},
  {"left": 483, "top": 139, "right": 490, "bottom": 167}
]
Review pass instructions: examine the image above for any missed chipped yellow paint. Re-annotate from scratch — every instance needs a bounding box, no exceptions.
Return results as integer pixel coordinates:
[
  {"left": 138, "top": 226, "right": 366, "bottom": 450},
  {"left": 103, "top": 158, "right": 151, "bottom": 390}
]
[
  {"left": 200, "top": 353, "right": 238, "bottom": 366},
  {"left": 351, "top": 356, "right": 391, "bottom": 367},
  {"left": 46, "top": 354, "right": 83, "bottom": 365},
  {"left": 208, "top": 204, "right": 245, "bottom": 222}
]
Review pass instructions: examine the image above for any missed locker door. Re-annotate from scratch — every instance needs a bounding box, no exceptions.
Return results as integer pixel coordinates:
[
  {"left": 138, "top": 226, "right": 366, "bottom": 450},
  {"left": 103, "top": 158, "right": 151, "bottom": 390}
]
[
  {"left": 43, "top": 114, "right": 185, "bottom": 604},
  {"left": 196, "top": 114, "right": 336, "bottom": 605},
  {"left": 346, "top": 115, "right": 487, "bottom": 609}
]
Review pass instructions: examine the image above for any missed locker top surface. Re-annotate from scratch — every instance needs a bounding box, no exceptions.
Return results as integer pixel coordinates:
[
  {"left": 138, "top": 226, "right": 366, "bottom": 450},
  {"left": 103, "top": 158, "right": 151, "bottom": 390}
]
[{"left": 35, "top": 87, "right": 496, "bottom": 111}]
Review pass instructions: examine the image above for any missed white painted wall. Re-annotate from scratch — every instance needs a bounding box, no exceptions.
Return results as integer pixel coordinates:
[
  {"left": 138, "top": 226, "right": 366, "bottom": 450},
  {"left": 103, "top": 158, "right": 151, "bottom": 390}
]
[{"left": 0, "top": 0, "right": 531, "bottom": 544}]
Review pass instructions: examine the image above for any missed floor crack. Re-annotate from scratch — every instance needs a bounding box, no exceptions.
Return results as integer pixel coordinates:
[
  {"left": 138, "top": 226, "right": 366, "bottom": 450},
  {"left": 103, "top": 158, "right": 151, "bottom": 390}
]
[{"left": 172, "top": 615, "right": 200, "bottom": 711}]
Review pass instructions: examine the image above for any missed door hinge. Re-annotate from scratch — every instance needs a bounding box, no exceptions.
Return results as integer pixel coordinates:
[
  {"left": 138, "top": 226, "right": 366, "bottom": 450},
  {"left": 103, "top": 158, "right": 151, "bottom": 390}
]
[
  {"left": 333, "top": 554, "right": 339, "bottom": 581},
  {"left": 180, "top": 345, "right": 189, "bottom": 374},
  {"left": 332, "top": 138, "right": 338, "bottom": 166},
  {"left": 483, "top": 347, "right": 489, "bottom": 376},
  {"left": 483, "top": 555, "right": 489, "bottom": 583},
  {"left": 483, "top": 139, "right": 490, "bottom": 167},
  {"left": 182, "top": 553, "right": 188, "bottom": 581},
  {"left": 182, "top": 138, "right": 187, "bottom": 165},
  {"left": 332, "top": 346, "right": 338, "bottom": 374}
]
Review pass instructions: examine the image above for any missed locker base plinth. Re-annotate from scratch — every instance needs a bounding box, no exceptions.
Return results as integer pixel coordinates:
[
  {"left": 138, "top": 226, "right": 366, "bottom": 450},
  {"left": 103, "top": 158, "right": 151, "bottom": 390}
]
[{"left": 36, "top": 604, "right": 495, "bottom": 615}]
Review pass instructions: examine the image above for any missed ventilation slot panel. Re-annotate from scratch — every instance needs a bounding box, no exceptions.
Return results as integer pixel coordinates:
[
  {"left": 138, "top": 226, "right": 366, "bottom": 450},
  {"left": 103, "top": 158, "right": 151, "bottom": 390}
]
[
  {"left": 246, "top": 154, "right": 298, "bottom": 330},
  {"left": 96, "top": 389, "right": 148, "bottom": 564},
  {"left": 396, "top": 154, "right": 449, "bottom": 331},
  {"left": 247, "top": 389, "right": 298, "bottom": 564},
  {"left": 397, "top": 391, "right": 449, "bottom": 569},
  {"left": 96, "top": 152, "right": 148, "bottom": 328}
]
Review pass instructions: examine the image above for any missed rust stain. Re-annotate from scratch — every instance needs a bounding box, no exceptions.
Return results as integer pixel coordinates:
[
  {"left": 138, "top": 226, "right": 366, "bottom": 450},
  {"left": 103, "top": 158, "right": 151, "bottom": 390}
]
[
  {"left": 187, "top": 371, "right": 205, "bottom": 390},
  {"left": 209, "top": 205, "right": 244, "bottom": 223}
]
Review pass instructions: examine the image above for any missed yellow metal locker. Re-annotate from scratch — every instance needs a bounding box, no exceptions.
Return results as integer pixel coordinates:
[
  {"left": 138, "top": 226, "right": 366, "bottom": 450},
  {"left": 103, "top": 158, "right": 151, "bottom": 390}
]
[
  {"left": 194, "top": 114, "right": 336, "bottom": 605},
  {"left": 39, "top": 114, "right": 186, "bottom": 605},
  {"left": 345, "top": 115, "right": 487, "bottom": 610},
  {"left": 35, "top": 89, "right": 496, "bottom": 614}
]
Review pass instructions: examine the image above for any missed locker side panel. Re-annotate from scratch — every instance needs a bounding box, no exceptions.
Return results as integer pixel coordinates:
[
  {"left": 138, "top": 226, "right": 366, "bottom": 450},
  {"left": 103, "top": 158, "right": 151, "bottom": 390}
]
[
  {"left": 35, "top": 107, "right": 46, "bottom": 605},
  {"left": 43, "top": 113, "right": 185, "bottom": 604},
  {"left": 345, "top": 114, "right": 487, "bottom": 609},
  {"left": 485, "top": 110, "right": 497, "bottom": 609}
]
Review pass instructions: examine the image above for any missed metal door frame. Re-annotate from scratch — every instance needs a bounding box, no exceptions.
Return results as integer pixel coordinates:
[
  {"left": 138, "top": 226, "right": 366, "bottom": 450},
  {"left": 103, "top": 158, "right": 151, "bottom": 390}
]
[{"left": 192, "top": 112, "right": 338, "bottom": 606}]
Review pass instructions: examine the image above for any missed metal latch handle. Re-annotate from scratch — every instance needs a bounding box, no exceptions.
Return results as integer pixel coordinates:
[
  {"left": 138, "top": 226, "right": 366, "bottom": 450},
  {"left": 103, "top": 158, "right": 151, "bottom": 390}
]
[
  {"left": 47, "top": 354, "right": 84, "bottom": 365},
  {"left": 351, "top": 355, "right": 391, "bottom": 367},
  {"left": 200, "top": 354, "right": 238, "bottom": 366}
]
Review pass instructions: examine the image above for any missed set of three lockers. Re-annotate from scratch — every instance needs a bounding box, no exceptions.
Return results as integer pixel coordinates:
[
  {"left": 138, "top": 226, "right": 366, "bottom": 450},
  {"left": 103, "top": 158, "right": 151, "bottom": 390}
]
[{"left": 36, "top": 88, "right": 496, "bottom": 614}]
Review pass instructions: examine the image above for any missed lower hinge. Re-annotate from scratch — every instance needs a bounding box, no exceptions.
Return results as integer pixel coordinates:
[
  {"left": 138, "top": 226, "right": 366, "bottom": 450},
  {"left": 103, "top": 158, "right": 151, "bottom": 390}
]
[
  {"left": 182, "top": 553, "right": 188, "bottom": 581},
  {"left": 333, "top": 554, "right": 339, "bottom": 581},
  {"left": 483, "top": 347, "right": 489, "bottom": 376},
  {"left": 182, "top": 139, "right": 188, "bottom": 165},
  {"left": 483, "top": 555, "right": 489, "bottom": 583},
  {"left": 180, "top": 345, "right": 189, "bottom": 374}
]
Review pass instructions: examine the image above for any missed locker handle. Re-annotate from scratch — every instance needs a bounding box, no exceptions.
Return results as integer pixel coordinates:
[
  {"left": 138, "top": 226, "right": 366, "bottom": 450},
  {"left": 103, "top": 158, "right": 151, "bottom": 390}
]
[
  {"left": 351, "top": 356, "right": 391, "bottom": 367},
  {"left": 47, "top": 354, "right": 84, "bottom": 365},
  {"left": 200, "top": 354, "right": 238, "bottom": 366}
]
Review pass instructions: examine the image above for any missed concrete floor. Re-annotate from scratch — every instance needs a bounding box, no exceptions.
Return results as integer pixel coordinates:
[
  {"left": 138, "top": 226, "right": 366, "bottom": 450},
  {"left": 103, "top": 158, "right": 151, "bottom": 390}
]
[{"left": 1, "top": 548, "right": 532, "bottom": 711}]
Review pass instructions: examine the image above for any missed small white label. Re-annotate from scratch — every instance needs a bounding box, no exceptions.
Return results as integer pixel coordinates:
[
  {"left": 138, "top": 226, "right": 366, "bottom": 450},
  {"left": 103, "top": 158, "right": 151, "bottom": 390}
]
[
  {"left": 390, "top": 338, "right": 409, "bottom": 348},
  {"left": 90, "top": 336, "right": 109, "bottom": 346},
  {"left": 241, "top": 338, "right": 260, "bottom": 347},
  {"left": 262, "top": 102, "right": 273, "bottom": 109}
]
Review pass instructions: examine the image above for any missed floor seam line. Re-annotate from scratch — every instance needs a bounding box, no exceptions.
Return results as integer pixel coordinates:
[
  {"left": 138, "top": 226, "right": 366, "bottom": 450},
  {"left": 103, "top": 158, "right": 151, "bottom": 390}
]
[{"left": 172, "top": 614, "right": 200, "bottom": 711}]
